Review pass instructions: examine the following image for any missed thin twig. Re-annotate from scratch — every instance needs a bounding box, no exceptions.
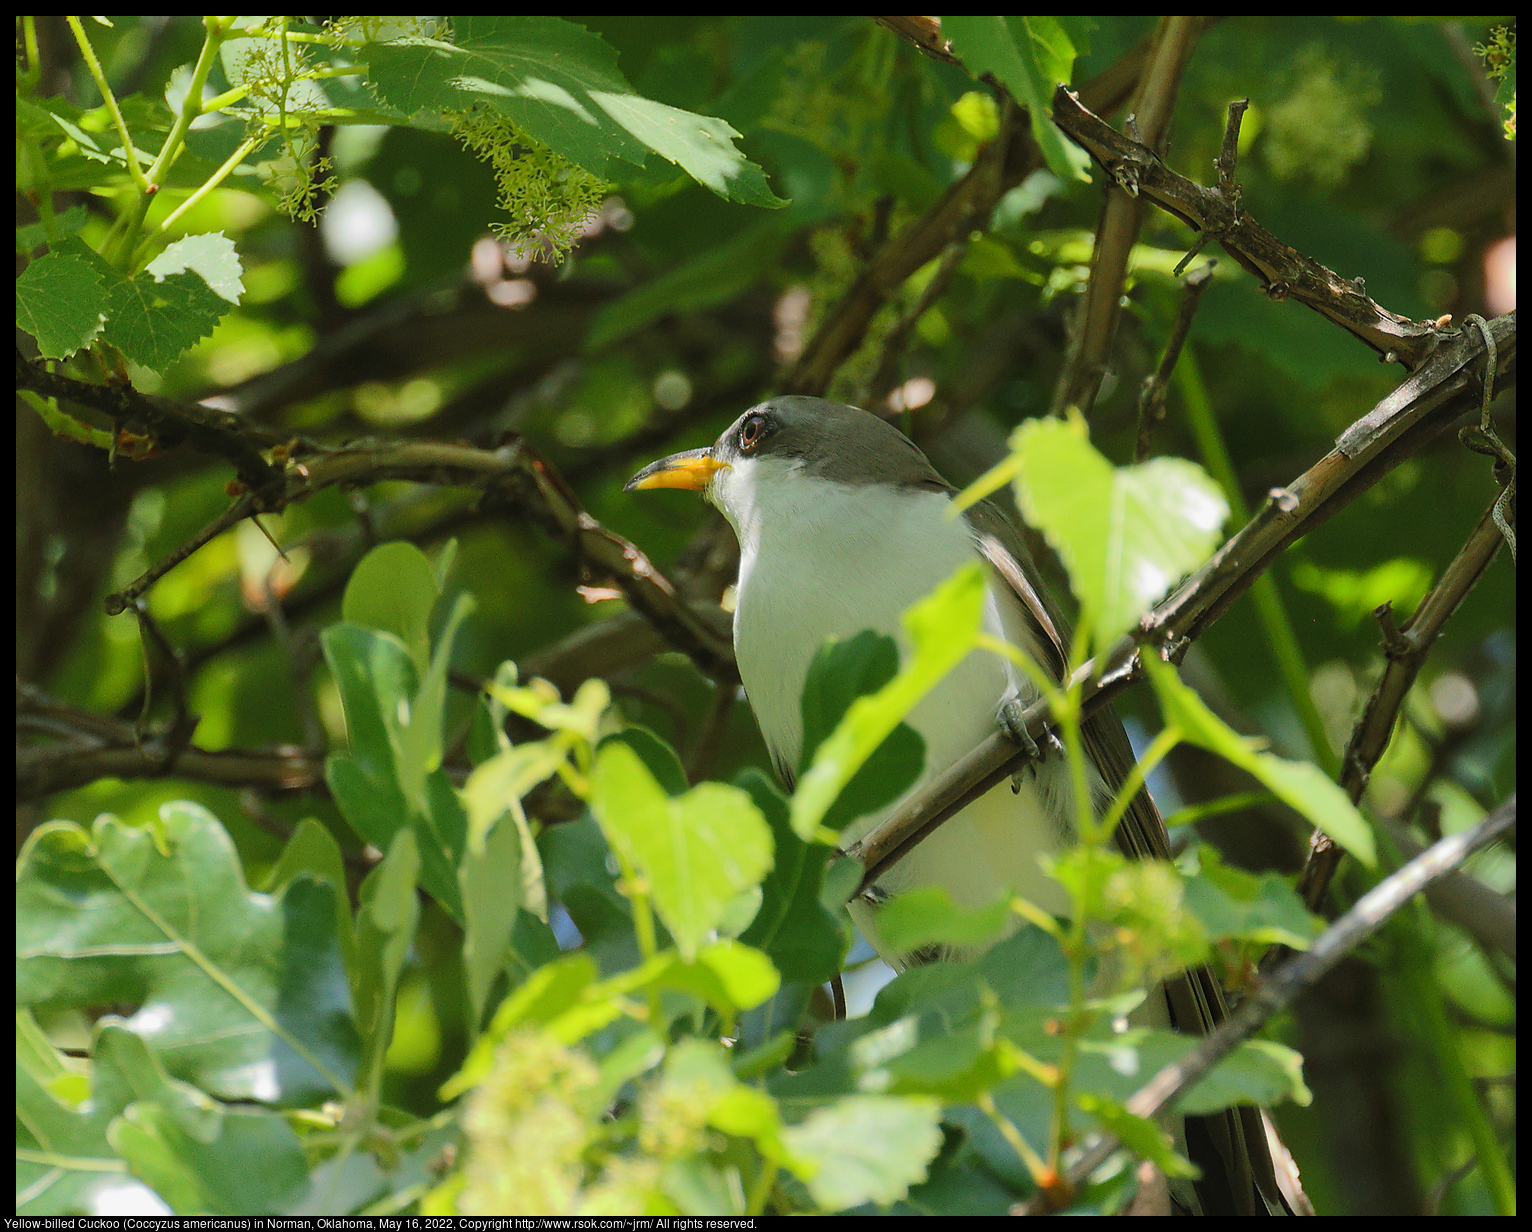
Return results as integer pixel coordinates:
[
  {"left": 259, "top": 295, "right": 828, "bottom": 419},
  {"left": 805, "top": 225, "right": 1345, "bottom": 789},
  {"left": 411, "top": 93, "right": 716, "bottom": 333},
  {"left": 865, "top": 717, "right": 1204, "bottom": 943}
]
[
  {"left": 107, "top": 494, "right": 255, "bottom": 614},
  {"left": 130, "top": 600, "right": 196, "bottom": 764},
  {"left": 18, "top": 686, "right": 322, "bottom": 801},
  {"left": 1135, "top": 260, "right": 1216, "bottom": 461}
]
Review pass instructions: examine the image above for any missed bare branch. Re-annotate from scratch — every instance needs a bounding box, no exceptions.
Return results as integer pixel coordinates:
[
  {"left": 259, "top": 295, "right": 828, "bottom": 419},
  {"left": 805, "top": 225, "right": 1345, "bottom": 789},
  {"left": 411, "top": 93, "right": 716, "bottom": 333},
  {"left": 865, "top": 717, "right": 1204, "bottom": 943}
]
[
  {"left": 18, "top": 684, "right": 322, "bottom": 801},
  {"left": 1050, "top": 86, "right": 1447, "bottom": 370},
  {"left": 100, "top": 435, "right": 737, "bottom": 687},
  {"left": 18, "top": 354, "right": 286, "bottom": 495}
]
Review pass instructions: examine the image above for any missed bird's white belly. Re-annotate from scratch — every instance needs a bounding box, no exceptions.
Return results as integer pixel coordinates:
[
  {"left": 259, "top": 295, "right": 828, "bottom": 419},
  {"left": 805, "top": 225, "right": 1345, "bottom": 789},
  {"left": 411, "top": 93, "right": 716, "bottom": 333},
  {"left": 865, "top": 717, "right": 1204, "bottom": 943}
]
[{"left": 727, "top": 477, "right": 1074, "bottom": 962}]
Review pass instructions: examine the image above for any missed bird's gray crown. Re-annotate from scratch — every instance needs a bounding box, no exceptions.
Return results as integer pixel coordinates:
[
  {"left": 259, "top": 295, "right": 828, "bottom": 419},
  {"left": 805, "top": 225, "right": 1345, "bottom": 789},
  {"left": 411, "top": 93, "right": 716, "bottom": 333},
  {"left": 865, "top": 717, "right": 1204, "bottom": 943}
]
[{"left": 720, "top": 396, "right": 952, "bottom": 493}]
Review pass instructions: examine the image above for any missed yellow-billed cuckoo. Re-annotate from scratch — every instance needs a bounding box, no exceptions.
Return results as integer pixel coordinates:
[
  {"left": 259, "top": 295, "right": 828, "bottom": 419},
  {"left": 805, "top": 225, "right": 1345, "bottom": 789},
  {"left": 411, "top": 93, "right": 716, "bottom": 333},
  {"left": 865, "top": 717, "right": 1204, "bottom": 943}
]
[{"left": 626, "top": 396, "right": 1292, "bottom": 1215}]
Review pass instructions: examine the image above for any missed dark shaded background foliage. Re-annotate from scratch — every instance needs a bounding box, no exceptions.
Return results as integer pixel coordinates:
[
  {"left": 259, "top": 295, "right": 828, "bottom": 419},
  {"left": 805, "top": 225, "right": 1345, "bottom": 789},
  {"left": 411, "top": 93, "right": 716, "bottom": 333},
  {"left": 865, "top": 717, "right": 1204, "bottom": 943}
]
[{"left": 18, "top": 15, "right": 1514, "bottom": 1215}]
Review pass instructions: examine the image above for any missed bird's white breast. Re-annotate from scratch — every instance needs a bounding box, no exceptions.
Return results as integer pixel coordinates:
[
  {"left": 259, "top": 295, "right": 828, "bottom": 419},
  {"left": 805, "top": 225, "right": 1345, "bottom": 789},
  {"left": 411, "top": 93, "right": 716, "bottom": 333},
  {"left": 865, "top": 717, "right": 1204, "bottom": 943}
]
[{"left": 710, "top": 458, "right": 1075, "bottom": 951}]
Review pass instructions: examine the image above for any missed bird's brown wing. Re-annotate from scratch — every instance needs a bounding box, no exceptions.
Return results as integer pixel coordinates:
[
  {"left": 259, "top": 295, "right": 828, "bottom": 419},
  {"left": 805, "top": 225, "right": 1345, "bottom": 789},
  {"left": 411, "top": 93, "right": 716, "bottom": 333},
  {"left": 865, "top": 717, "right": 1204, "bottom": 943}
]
[{"left": 965, "top": 497, "right": 1289, "bottom": 1215}]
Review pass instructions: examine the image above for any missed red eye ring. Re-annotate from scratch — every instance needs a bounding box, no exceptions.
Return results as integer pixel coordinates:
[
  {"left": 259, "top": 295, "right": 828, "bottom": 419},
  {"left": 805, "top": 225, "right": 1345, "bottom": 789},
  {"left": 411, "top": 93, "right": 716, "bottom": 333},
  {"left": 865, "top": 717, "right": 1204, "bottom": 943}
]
[{"left": 740, "top": 413, "right": 768, "bottom": 451}]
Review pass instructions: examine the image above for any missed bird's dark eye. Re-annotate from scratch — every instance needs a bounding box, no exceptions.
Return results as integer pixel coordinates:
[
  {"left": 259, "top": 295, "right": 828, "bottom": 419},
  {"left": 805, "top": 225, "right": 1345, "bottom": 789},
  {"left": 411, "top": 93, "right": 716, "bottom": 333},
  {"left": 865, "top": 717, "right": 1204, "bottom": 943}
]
[{"left": 738, "top": 413, "right": 770, "bottom": 452}]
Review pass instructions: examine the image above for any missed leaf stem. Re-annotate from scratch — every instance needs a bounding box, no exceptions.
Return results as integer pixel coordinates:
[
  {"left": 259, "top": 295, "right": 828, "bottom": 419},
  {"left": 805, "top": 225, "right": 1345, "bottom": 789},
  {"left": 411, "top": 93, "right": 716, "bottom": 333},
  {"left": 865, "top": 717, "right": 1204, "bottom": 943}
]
[
  {"left": 18, "top": 16, "right": 43, "bottom": 94},
  {"left": 153, "top": 133, "right": 265, "bottom": 238},
  {"left": 978, "top": 1090, "right": 1051, "bottom": 1185},
  {"left": 612, "top": 848, "right": 664, "bottom": 1029},
  {"left": 745, "top": 1159, "right": 779, "bottom": 1215},
  {"left": 66, "top": 17, "right": 150, "bottom": 194}
]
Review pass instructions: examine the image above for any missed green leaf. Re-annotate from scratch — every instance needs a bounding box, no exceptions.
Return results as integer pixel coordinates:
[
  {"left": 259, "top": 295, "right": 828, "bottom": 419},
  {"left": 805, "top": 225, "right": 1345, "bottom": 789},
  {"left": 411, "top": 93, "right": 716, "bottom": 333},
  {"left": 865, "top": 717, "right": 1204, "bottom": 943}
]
[
  {"left": 482, "top": 952, "right": 598, "bottom": 1035},
  {"left": 873, "top": 1027, "right": 1023, "bottom": 1103},
  {"left": 1010, "top": 415, "right": 1229, "bottom": 650},
  {"left": 444, "top": 953, "right": 604, "bottom": 1098},
  {"left": 462, "top": 742, "right": 566, "bottom": 842},
  {"left": 100, "top": 269, "right": 231, "bottom": 372},
  {"left": 16, "top": 251, "right": 105, "bottom": 359},
  {"left": 459, "top": 813, "right": 528, "bottom": 1030},
  {"left": 941, "top": 16, "right": 1091, "bottom": 183},
  {"left": 1180, "top": 1038, "right": 1312, "bottom": 1115},
  {"left": 16, "top": 1008, "right": 86, "bottom": 1088},
  {"left": 798, "top": 629, "right": 895, "bottom": 766},
  {"left": 798, "top": 632, "right": 926, "bottom": 834},
  {"left": 538, "top": 816, "right": 639, "bottom": 972},
  {"left": 732, "top": 1028, "right": 799, "bottom": 1082},
  {"left": 341, "top": 541, "right": 441, "bottom": 679},
  {"left": 577, "top": 940, "right": 780, "bottom": 1034},
  {"left": 592, "top": 89, "right": 786, "bottom": 207},
  {"left": 467, "top": 694, "right": 503, "bottom": 766},
  {"left": 591, "top": 1027, "right": 666, "bottom": 1113},
  {"left": 650, "top": 940, "right": 781, "bottom": 1018},
  {"left": 1181, "top": 846, "right": 1323, "bottom": 949},
  {"left": 16, "top": 804, "right": 359, "bottom": 1107},
  {"left": 145, "top": 233, "right": 244, "bottom": 305},
  {"left": 1075, "top": 1092, "right": 1194, "bottom": 1179},
  {"left": 1023, "top": 16, "right": 1087, "bottom": 84},
  {"left": 259, "top": 818, "right": 357, "bottom": 991},
  {"left": 869, "top": 924, "right": 1072, "bottom": 1027},
  {"left": 322, "top": 623, "right": 468, "bottom": 919},
  {"left": 16, "top": 1024, "right": 187, "bottom": 1215},
  {"left": 290, "top": 1109, "right": 460, "bottom": 1216},
  {"left": 818, "top": 855, "right": 866, "bottom": 915},
  {"left": 1145, "top": 656, "right": 1376, "bottom": 865},
  {"left": 396, "top": 591, "right": 475, "bottom": 812},
  {"left": 353, "top": 830, "right": 420, "bottom": 1101},
  {"left": 488, "top": 673, "right": 609, "bottom": 742},
  {"left": 791, "top": 562, "right": 987, "bottom": 841},
  {"left": 873, "top": 886, "right": 1013, "bottom": 957},
  {"left": 604, "top": 725, "right": 689, "bottom": 796},
  {"left": 590, "top": 741, "right": 773, "bottom": 961},
  {"left": 109, "top": 1099, "right": 309, "bottom": 1216},
  {"left": 1075, "top": 1027, "right": 1311, "bottom": 1114},
  {"left": 504, "top": 908, "right": 562, "bottom": 987},
  {"left": 46, "top": 109, "right": 156, "bottom": 169},
  {"left": 659, "top": 1039, "right": 795, "bottom": 1164},
  {"left": 362, "top": 17, "right": 784, "bottom": 207},
  {"left": 458, "top": 747, "right": 551, "bottom": 912},
  {"left": 16, "top": 203, "right": 89, "bottom": 253},
  {"left": 737, "top": 769, "right": 846, "bottom": 985},
  {"left": 782, "top": 1095, "right": 944, "bottom": 1211}
]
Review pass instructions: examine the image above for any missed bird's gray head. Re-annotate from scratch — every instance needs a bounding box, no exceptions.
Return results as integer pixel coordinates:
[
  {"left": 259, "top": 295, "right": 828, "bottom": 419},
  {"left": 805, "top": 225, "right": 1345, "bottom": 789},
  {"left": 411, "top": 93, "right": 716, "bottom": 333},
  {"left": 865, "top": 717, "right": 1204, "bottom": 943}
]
[{"left": 623, "top": 396, "right": 950, "bottom": 500}]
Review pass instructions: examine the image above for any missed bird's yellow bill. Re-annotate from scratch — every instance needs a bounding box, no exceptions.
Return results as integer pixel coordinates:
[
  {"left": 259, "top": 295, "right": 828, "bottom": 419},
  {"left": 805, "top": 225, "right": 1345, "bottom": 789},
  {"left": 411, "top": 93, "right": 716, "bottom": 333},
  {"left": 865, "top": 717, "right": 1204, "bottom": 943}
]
[{"left": 624, "top": 449, "right": 730, "bottom": 492}]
